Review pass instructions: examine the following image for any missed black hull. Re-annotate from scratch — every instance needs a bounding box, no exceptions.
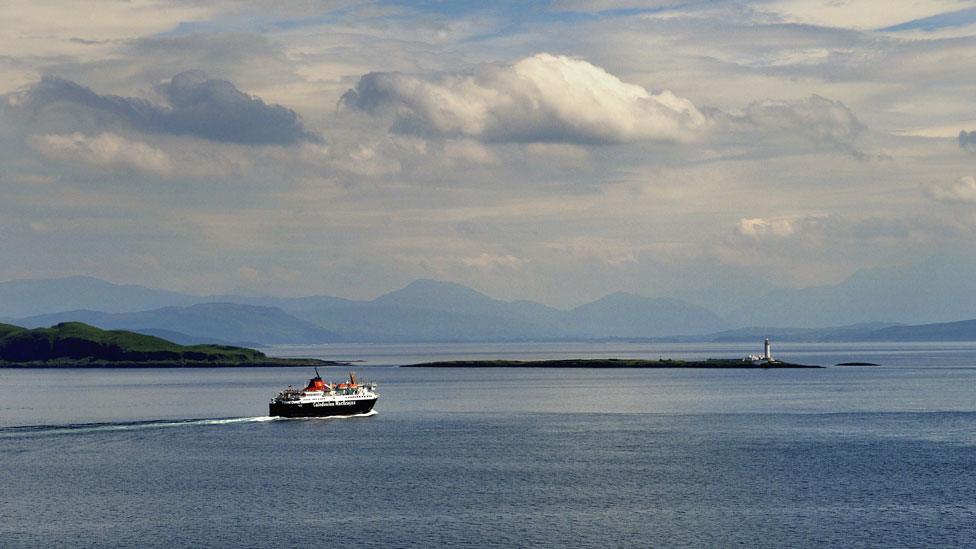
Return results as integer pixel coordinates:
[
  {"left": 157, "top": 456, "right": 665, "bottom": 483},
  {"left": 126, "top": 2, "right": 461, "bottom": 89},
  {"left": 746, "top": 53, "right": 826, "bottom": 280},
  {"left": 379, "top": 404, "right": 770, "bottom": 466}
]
[{"left": 269, "top": 398, "right": 377, "bottom": 418}]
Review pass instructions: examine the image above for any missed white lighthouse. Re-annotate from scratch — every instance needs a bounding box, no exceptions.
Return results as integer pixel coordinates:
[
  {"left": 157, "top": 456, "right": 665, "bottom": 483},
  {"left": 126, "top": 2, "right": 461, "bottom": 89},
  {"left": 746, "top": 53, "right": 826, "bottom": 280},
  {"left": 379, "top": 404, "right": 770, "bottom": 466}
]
[{"left": 744, "top": 338, "right": 776, "bottom": 364}]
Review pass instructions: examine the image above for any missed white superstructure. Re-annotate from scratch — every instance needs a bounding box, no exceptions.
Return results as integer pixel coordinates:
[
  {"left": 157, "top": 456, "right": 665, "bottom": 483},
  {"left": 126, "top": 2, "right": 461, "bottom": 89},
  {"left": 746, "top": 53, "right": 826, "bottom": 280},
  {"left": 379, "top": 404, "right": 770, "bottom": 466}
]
[
  {"left": 270, "top": 370, "right": 379, "bottom": 417},
  {"left": 746, "top": 338, "right": 776, "bottom": 365}
]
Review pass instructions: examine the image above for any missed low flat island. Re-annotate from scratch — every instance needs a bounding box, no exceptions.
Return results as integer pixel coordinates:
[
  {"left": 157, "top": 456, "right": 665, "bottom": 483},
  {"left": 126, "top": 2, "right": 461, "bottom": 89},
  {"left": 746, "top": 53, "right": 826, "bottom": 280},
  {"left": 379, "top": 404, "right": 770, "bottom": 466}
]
[
  {"left": 0, "top": 322, "right": 337, "bottom": 368},
  {"left": 404, "top": 359, "right": 822, "bottom": 368}
]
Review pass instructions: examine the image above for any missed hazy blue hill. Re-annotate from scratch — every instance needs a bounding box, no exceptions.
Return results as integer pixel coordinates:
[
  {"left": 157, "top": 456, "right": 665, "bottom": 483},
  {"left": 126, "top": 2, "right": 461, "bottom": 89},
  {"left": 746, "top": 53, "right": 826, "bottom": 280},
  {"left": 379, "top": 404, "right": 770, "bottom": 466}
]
[
  {"left": 23, "top": 271, "right": 976, "bottom": 342},
  {"left": 3, "top": 277, "right": 736, "bottom": 342},
  {"left": 701, "top": 318, "right": 976, "bottom": 342},
  {"left": 368, "top": 280, "right": 730, "bottom": 338},
  {"left": 703, "top": 322, "right": 900, "bottom": 342},
  {"left": 14, "top": 303, "right": 341, "bottom": 345},
  {"left": 373, "top": 279, "right": 499, "bottom": 311},
  {"left": 862, "top": 319, "right": 976, "bottom": 341},
  {"left": 288, "top": 281, "right": 726, "bottom": 340},
  {"left": 370, "top": 279, "right": 565, "bottom": 325},
  {"left": 291, "top": 302, "right": 566, "bottom": 341},
  {"left": 675, "top": 270, "right": 777, "bottom": 317},
  {"left": 567, "top": 293, "right": 729, "bottom": 338},
  {"left": 0, "top": 276, "right": 199, "bottom": 317},
  {"left": 733, "top": 254, "right": 976, "bottom": 327},
  {"left": 281, "top": 279, "right": 567, "bottom": 341},
  {"left": 0, "top": 277, "right": 357, "bottom": 319},
  {"left": 206, "top": 294, "right": 356, "bottom": 313},
  {"left": 8, "top": 254, "right": 976, "bottom": 339}
]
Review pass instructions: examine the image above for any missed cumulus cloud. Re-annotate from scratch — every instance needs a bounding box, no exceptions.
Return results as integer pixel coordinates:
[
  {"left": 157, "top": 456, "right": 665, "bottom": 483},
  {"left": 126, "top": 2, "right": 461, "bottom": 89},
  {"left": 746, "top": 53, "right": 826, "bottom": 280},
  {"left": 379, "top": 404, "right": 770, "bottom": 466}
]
[
  {"left": 13, "top": 71, "right": 320, "bottom": 145},
  {"left": 928, "top": 176, "right": 976, "bottom": 204},
  {"left": 730, "top": 214, "right": 944, "bottom": 254},
  {"left": 26, "top": 131, "right": 252, "bottom": 180},
  {"left": 734, "top": 95, "right": 868, "bottom": 158},
  {"left": 461, "top": 253, "right": 524, "bottom": 270},
  {"left": 341, "top": 53, "right": 708, "bottom": 144},
  {"left": 29, "top": 132, "right": 173, "bottom": 176},
  {"left": 734, "top": 217, "right": 798, "bottom": 239}
]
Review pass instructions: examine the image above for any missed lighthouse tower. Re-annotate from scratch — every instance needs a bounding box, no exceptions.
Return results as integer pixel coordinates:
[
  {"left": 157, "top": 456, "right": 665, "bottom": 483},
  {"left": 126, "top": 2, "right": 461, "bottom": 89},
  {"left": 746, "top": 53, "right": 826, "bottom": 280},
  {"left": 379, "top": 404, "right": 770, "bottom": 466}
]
[{"left": 764, "top": 338, "right": 772, "bottom": 361}]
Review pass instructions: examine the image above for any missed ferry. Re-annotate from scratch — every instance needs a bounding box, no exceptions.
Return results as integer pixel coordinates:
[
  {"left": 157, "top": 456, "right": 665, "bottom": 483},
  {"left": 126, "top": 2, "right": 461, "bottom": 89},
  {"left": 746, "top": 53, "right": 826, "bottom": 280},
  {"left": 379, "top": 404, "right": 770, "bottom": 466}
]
[{"left": 269, "top": 369, "right": 378, "bottom": 418}]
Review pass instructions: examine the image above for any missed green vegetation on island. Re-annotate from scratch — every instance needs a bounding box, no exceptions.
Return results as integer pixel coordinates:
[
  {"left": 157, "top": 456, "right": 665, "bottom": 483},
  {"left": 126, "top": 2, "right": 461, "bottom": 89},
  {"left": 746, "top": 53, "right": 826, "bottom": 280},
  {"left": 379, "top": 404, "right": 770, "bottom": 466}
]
[
  {"left": 403, "top": 358, "right": 821, "bottom": 368},
  {"left": 0, "top": 322, "right": 334, "bottom": 368}
]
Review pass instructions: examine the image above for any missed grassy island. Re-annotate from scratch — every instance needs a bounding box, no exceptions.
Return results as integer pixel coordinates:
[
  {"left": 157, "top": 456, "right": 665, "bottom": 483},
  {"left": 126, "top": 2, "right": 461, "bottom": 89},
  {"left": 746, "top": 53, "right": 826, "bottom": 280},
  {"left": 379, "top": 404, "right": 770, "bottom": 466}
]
[
  {"left": 0, "top": 322, "right": 334, "bottom": 368},
  {"left": 403, "top": 358, "right": 821, "bottom": 368}
]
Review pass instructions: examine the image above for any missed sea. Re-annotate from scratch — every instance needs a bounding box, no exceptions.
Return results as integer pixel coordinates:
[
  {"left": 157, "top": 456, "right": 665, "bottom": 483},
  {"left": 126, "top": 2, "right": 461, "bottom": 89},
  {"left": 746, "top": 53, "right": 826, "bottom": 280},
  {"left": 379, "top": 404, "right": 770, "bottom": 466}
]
[{"left": 1, "top": 342, "right": 974, "bottom": 548}]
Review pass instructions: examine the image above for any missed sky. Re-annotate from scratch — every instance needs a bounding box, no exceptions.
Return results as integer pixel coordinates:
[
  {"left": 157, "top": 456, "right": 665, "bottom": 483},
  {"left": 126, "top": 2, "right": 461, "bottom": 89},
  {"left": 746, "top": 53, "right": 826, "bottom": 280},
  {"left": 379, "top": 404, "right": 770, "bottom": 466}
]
[{"left": 1, "top": 0, "right": 976, "bottom": 307}]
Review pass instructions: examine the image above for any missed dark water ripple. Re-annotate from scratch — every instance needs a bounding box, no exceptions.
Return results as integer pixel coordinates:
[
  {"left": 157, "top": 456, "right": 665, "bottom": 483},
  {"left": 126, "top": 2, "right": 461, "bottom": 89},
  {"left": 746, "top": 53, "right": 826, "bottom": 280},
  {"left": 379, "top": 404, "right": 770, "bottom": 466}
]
[
  {"left": 2, "top": 344, "right": 976, "bottom": 548},
  {"left": 1, "top": 411, "right": 974, "bottom": 548}
]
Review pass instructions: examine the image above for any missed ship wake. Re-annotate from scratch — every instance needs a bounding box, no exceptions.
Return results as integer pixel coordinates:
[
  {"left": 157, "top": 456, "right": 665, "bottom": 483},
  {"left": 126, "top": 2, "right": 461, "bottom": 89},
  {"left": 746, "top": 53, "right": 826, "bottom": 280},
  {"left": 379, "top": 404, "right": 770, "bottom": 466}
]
[
  {"left": 0, "top": 416, "right": 282, "bottom": 438},
  {"left": 283, "top": 409, "right": 379, "bottom": 420}
]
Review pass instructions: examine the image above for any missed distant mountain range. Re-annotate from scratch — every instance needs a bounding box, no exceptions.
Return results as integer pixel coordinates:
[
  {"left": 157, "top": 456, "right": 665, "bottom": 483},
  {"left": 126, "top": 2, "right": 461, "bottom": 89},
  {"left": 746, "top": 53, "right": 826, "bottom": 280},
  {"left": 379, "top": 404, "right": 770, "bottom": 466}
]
[
  {"left": 1, "top": 277, "right": 728, "bottom": 343},
  {"left": 3, "top": 254, "right": 976, "bottom": 344},
  {"left": 14, "top": 303, "right": 340, "bottom": 346},
  {"left": 861, "top": 319, "right": 976, "bottom": 342},
  {"left": 701, "top": 319, "right": 976, "bottom": 343},
  {"left": 0, "top": 276, "right": 199, "bottom": 317},
  {"left": 725, "top": 254, "right": 976, "bottom": 327},
  {"left": 698, "top": 323, "right": 900, "bottom": 343}
]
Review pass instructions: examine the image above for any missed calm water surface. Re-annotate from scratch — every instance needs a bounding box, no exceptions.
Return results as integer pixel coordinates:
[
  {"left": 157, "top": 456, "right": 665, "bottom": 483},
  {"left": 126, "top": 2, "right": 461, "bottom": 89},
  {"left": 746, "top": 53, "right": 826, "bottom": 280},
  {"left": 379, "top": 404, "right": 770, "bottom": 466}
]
[{"left": 1, "top": 342, "right": 974, "bottom": 547}]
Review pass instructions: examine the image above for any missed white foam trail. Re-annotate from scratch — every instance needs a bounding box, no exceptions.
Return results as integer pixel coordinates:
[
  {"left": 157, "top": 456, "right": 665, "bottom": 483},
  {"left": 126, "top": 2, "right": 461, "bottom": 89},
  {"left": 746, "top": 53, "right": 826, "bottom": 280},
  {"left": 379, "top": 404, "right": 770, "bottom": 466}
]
[
  {"left": 123, "top": 416, "right": 283, "bottom": 429},
  {"left": 1, "top": 411, "right": 381, "bottom": 438},
  {"left": 0, "top": 416, "right": 284, "bottom": 438},
  {"left": 289, "top": 410, "right": 379, "bottom": 420},
  {"left": 191, "top": 416, "right": 279, "bottom": 425}
]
